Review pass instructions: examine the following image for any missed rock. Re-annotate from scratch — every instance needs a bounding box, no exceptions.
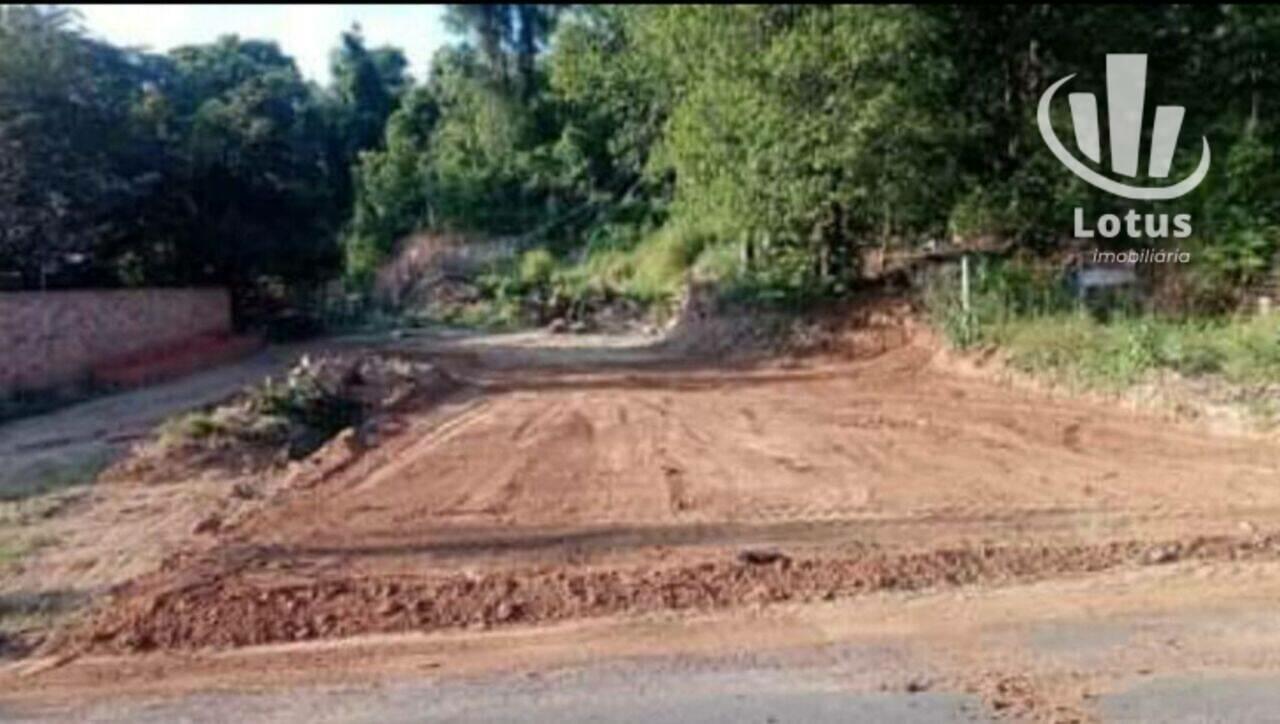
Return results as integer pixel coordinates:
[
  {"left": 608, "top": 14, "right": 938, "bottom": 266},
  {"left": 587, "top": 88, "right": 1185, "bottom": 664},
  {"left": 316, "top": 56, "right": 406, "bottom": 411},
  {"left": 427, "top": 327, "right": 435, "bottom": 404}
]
[
  {"left": 547, "top": 318, "right": 569, "bottom": 334},
  {"left": 192, "top": 515, "right": 222, "bottom": 534},
  {"left": 1143, "top": 544, "right": 1180, "bottom": 565},
  {"left": 494, "top": 601, "right": 522, "bottom": 622},
  {"left": 737, "top": 549, "right": 790, "bottom": 566},
  {"left": 905, "top": 677, "right": 933, "bottom": 694},
  {"left": 356, "top": 421, "right": 382, "bottom": 447},
  {"left": 337, "top": 427, "right": 362, "bottom": 452}
]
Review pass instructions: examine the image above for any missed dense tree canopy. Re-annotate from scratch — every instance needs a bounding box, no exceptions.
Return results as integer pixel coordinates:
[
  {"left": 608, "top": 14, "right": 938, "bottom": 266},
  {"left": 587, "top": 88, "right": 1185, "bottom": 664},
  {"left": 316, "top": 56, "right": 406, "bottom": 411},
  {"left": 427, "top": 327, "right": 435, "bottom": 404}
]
[
  {"left": 0, "top": 7, "right": 400, "bottom": 295},
  {"left": 345, "top": 4, "right": 1280, "bottom": 291},
  {"left": 3, "top": 5, "right": 1278, "bottom": 306}
]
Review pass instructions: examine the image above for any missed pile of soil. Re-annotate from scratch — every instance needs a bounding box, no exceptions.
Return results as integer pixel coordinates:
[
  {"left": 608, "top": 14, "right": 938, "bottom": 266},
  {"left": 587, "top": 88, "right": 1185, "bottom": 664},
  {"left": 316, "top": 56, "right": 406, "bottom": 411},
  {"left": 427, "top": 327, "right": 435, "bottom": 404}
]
[
  {"left": 101, "top": 353, "right": 457, "bottom": 485},
  {"left": 78, "top": 531, "right": 1280, "bottom": 653},
  {"left": 661, "top": 283, "right": 920, "bottom": 361}
]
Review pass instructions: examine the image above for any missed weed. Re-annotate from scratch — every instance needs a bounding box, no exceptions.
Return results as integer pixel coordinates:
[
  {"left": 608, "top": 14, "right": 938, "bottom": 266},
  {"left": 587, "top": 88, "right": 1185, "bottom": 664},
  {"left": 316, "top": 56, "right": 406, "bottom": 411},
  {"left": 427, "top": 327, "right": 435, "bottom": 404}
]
[
  {"left": 518, "top": 248, "right": 557, "bottom": 289},
  {"left": 0, "top": 532, "right": 56, "bottom": 567},
  {"left": 927, "top": 258, "right": 1280, "bottom": 397},
  {"left": 0, "top": 449, "right": 113, "bottom": 503}
]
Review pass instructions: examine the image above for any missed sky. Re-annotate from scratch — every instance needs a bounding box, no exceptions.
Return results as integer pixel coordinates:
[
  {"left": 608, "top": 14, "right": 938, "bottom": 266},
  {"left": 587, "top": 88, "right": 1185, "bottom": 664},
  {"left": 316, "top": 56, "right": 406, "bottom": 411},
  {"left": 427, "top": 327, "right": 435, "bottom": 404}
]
[{"left": 71, "top": 4, "right": 453, "bottom": 84}]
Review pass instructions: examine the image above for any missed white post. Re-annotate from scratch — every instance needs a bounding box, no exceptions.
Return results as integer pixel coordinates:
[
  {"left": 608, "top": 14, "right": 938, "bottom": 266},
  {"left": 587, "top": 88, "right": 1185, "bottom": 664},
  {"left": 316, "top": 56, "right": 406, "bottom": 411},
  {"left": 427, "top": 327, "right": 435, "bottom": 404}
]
[{"left": 961, "top": 255, "right": 971, "bottom": 314}]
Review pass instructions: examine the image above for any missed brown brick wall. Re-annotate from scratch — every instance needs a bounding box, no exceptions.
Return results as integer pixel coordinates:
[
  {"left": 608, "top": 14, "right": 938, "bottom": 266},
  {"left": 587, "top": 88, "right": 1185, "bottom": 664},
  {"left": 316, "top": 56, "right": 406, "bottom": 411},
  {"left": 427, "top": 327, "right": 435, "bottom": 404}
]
[{"left": 0, "top": 288, "right": 232, "bottom": 395}]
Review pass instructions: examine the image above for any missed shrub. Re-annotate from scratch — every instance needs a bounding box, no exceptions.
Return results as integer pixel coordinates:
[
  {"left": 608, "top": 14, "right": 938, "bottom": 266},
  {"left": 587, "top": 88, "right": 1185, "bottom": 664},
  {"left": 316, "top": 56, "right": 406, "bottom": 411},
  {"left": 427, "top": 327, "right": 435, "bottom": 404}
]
[
  {"left": 926, "top": 254, "right": 1280, "bottom": 392},
  {"left": 518, "top": 248, "right": 558, "bottom": 290},
  {"left": 623, "top": 223, "right": 711, "bottom": 301}
]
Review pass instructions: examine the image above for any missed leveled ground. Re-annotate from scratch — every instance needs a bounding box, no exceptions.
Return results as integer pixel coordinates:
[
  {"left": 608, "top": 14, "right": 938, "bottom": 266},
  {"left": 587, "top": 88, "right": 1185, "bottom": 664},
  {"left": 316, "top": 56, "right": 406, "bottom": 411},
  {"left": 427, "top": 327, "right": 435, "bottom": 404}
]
[{"left": 4, "top": 310, "right": 1280, "bottom": 721}]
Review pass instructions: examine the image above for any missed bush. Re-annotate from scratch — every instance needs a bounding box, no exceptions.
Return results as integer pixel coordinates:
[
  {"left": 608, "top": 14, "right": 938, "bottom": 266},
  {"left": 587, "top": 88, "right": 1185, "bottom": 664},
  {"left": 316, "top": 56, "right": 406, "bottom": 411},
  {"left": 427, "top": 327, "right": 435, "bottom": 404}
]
[
  {"left": 925, "top": 256, "right": 1075, "bottom": 349},
  {"left": 255, "top": 359, "right": 364, "bottom": 451},
  {"left": 518, "top": 248, "right": 557, "bottom": 289},
  {"left": 540, "top": 221, "right": 714, "bottom": 308},
  {"left": 621, "top": 223, "right": 710, "bottom": 301},
  {"left": 929, "top": 258, "right": 1280, "bottom": 391},
  {"left": 162, "top": 355, "right": 364, "bottom": 461},
  {"left": 948, "top": 188, "right": 1021, "bottom": 243}
]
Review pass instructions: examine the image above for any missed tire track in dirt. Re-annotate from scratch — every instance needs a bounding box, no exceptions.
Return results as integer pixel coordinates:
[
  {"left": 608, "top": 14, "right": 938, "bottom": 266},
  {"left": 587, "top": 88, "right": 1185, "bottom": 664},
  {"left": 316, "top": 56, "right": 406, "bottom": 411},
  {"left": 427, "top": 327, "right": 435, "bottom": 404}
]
[{"left": 60, "top": 320, "right": 1280, "bottom": 662}]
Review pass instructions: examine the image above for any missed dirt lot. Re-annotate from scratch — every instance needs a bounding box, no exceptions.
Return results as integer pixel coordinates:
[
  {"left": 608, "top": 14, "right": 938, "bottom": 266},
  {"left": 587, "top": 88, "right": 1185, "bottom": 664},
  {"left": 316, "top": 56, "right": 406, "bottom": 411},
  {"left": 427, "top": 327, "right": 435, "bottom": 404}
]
[{"left": 4, "top": 310, "right": 1280, "bottom": 720}]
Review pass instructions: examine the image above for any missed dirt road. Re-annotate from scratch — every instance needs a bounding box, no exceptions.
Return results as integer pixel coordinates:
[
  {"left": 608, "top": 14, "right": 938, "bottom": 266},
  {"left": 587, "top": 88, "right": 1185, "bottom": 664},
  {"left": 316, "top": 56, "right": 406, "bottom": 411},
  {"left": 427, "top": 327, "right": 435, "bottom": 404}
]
[
  {"left": 4, "top": 319, "right": 1280, "bottom": 720},
  {"left": 0, "top": 341, "right": 343, "bottom": 494}
]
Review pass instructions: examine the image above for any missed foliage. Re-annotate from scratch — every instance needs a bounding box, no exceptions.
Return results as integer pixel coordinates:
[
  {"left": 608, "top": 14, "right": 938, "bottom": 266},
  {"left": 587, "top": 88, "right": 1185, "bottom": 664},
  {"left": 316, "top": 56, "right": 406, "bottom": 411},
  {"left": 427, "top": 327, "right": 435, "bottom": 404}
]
[
  {"left": 330, "top": 26, "right": 408, "bottom": 158},
  {"left": 0, "top": 8, "right": 402, "bottom": 305},
  {"left": 165, "top": 354, "right": 366, "bottom": 460},
  {"left": 0, "top": 6, "right": 161, "bottom": 288},
  {"left": 5, "top": 5, "right": 1280, "bottom": 328},
  {"left": 518, "top": 247, "right": 556, "bottom": 288},
  {"left": 344, "top": 4, "right": 1280, "bottom": 317},
  {"left": 927, "top": 258, "right": 1280, "bottom": 390},
  {"left": 443, "top": 5, "right": 560, "bottom": 99}
]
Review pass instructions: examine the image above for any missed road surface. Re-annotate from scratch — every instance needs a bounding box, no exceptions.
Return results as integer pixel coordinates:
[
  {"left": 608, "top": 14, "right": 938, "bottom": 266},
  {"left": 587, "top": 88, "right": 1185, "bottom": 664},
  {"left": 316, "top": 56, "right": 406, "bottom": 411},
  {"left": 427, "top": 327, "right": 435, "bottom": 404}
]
[{"left": 4, "top": 321, "right": 1280, "bottom": 721}]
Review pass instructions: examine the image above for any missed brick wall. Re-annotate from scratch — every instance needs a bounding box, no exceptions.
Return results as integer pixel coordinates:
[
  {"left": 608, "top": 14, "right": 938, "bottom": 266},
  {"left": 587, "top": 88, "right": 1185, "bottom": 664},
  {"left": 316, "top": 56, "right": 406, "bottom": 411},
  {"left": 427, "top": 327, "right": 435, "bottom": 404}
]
[{"left": 0, "top": 288, "right": 232, "bottom": 396}]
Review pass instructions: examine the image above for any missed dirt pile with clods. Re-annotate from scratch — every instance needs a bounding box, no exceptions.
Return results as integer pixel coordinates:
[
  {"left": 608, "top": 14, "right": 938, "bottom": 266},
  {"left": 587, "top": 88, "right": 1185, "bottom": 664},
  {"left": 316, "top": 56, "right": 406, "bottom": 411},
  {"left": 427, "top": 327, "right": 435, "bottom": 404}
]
[
  {"left": 100, "top": 353, "right": 459, "bottom": 485},
  {"left": 76, "top": 531, "right": 1280, "bottom": 653}
]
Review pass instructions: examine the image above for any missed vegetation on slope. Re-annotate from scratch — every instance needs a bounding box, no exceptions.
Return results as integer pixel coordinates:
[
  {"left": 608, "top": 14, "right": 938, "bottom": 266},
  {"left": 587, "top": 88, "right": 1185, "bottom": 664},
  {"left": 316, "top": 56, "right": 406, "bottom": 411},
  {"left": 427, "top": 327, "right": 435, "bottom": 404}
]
[
  {"left": 3, "top": 5, "right": 1278, "bottom": 384},
  {"left": 927, "top": 258, "right": 1280, "bottom": 423}
]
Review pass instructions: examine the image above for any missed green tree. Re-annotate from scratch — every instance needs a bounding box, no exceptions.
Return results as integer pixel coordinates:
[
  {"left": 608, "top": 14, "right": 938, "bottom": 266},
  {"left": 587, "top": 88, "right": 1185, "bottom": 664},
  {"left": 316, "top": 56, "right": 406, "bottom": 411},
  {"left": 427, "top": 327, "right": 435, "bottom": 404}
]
[
  {"left": 170, "top": 37, "right": 343, "bottom": 290},
  {"left": 330, "top": 25, "right": 408, "bottom": 156},
  {"left": 345, "top": 86, "right": 442, "bottom": 281},
  {"left": 0, "top": 6, "right": 163, "bottom": 287},
  {"left": 444, "top": 4, "right": 561, "bottom": 98}
]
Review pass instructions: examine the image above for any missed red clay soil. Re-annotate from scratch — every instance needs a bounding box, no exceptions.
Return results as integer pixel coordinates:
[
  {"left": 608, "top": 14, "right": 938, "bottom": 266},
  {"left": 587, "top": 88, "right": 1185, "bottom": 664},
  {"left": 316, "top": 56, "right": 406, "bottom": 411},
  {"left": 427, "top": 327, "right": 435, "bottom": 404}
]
[
  {"left": 64, "top": 315, "right": 1280, "bottom": 657},
  {"left": 78, "top": 532, "right": 1280, "bottom": 653}
]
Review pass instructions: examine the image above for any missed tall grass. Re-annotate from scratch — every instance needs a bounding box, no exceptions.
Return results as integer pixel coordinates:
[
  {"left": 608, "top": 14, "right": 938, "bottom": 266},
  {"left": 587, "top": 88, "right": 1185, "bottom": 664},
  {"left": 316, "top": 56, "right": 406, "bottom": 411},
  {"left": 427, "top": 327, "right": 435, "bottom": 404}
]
[
  {"left": 993, "top": 314, "right": 1280, "bottom": 389},
  {"left": 927, "top": 258, "right": 1280, "bottom": 390},
  {"left": 565, "top": 221, "right": 714, "bottom": 303}
]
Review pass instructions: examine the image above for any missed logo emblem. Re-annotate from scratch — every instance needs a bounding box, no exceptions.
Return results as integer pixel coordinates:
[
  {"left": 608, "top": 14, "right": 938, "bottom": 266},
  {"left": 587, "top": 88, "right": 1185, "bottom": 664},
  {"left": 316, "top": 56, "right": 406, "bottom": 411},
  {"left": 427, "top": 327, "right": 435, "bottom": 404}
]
[{"left": 1038, "top": 54, "right": 1210, "bottom": 200}]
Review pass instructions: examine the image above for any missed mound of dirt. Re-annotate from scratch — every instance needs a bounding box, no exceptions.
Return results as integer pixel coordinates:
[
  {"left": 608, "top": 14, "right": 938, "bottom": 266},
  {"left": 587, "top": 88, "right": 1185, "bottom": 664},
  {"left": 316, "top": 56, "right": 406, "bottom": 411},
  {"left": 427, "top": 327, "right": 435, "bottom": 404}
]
[
  {"left": 76, "top": 531, "right": 1280, "bottom": 653},
  {"left": 661, "top": 282, "right": 922, "bottom": 362},
  {"left": 101, "top": 353, "right": 458, "bottom": 485}
]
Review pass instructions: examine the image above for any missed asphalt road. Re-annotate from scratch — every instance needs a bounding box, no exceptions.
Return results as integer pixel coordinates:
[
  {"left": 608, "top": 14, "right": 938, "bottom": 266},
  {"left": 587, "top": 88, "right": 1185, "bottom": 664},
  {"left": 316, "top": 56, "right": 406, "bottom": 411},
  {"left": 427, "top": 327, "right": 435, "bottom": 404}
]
[
  {"left": 13, "top": 653, "right": 1280, "bottom": 723},
  {"left": 3, "top": 656, "right": 988, "bottom": 724}
]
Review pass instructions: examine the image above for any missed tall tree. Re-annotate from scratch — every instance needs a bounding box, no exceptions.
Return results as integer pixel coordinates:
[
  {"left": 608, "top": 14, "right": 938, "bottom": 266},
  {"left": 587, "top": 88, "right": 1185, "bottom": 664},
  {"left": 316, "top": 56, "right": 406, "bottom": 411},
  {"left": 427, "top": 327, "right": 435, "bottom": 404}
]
[
  {"left": 0, "top": 6, "right": 162, "bottom": 287},
  {"left": 330, "top": 25, "right": 408, "bottom": 155},
  {"left": 443, "top": 4, "right": 560, "bottom": 97}
]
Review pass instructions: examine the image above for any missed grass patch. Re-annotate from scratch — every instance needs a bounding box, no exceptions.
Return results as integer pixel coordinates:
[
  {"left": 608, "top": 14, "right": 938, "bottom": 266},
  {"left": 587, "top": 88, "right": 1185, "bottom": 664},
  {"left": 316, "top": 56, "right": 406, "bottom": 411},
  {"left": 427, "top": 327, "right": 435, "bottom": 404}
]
[
  {"left": 549, "top": 221, "right": 715, "bottom": 307},
  {"left": 440, "top": 222, "right": 720, "bottom": 330},
  {"left": 974, "top": 309, "right": 1280, "bottom": 391},
  {"left": 927, "top": 257, "right": 1280, "bottom": 392},
  {"left": 0, "top": 539, "right": 26, "bottom": 566},
  {"left": 450, "top": 220, "right": 858, "bottom": 329},
  {"left": 991, "top": 313, "right": 1280, "bottom": 390},
  {"left": 0, "top": 533, "right": 57, "bottom": 567},
  {"left": 0, "top": 448, "right": 113, "bottom": 503}
]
